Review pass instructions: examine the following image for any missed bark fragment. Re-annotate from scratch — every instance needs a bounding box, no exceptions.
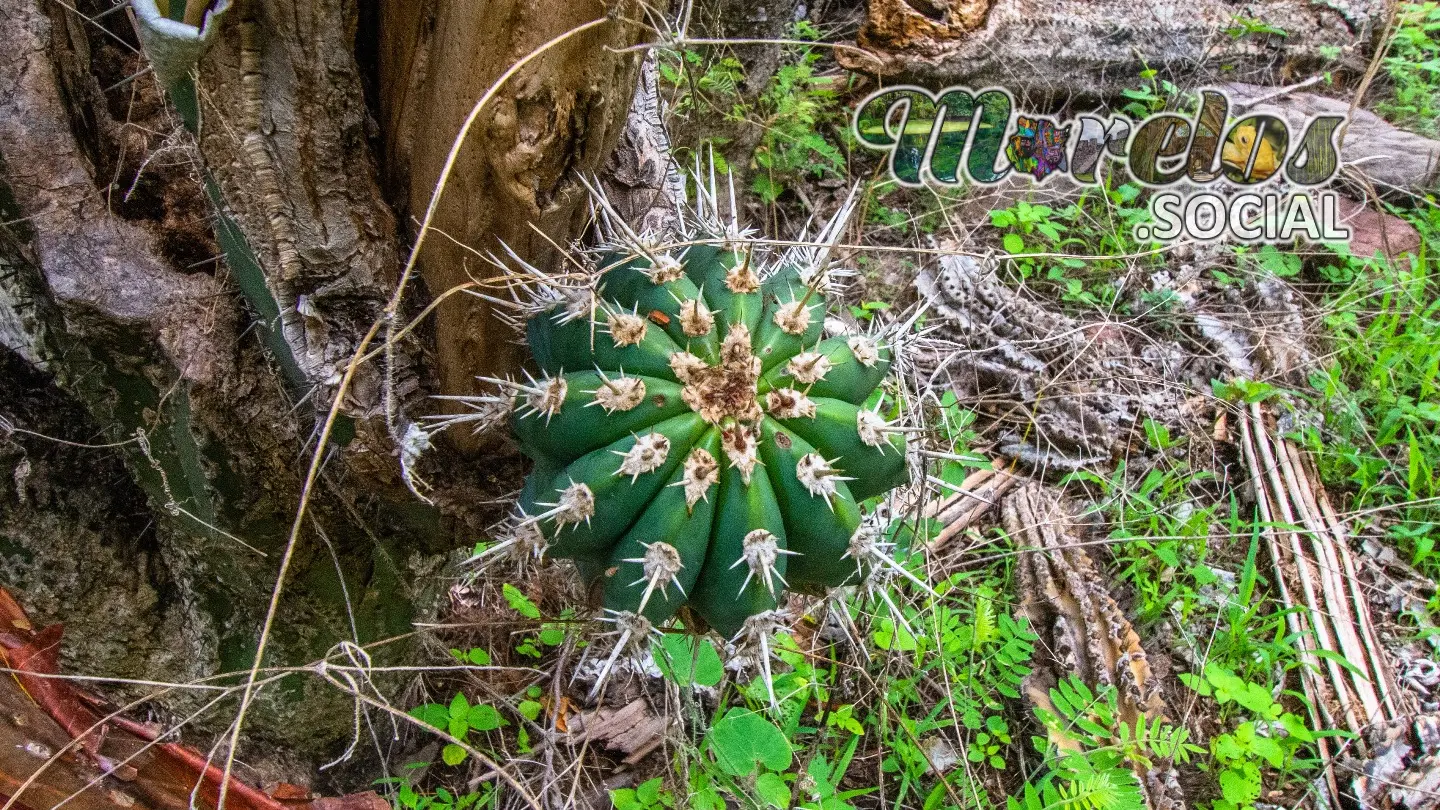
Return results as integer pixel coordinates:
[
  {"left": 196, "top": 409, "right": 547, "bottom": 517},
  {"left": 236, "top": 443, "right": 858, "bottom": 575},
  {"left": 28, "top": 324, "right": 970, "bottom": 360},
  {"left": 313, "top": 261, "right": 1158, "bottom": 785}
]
[{"left": 916, "top": 249, "right": 1217, "bottom": 473}]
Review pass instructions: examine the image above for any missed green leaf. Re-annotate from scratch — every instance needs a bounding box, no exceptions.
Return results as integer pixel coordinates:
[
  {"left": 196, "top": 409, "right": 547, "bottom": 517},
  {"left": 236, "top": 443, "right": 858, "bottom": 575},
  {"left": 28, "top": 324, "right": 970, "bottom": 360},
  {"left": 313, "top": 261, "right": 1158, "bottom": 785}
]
[
  {"left": 654, "top": 634, "right": 725, "bottom": 687},
  {"left": 1279, "top": 713, "right": 1315, "bottom": 743},
  {"left": 502, "top": 584, "right": 541, "bottom": 619},
  {"left": 1003, "top": 233, "right": 1026, "bottom": 254},
  {"left": 468, "top": 648, "right": 492, "bottom": 666},
  {"left": 755, "top": 772, "right": 792, "bottom": 808},
  {"left": 1312, "top": 648, "right": 1369, "bottom": 679},
  {"left": 636, "top": 778, "right": 664, "bottom": 807},
  {"left": 1178, "top": 672, "right": 1211, "bottom": 696},
  {"left": 825, "top": 704, "right": 865, "bottom": 736},
  {"left": 410, "top": 703, "right": 450, "bottom": 732},
  {"left": 448, "top": 693, "right": 471, "bottom": 739},
  {"left": 1250, "top": 735, "right": 1285, "bottom": 768},
  {"left": 1219, "top": 765, "right": 1261, "bottom": 804},
  {"left": 873, "top": 615, "right": 918, "bottom": 651},
  {"left": 442, "top": 744, "right": 468, "bottom": 767},
  {"left": 610, "top": 788, "right": 640, "bottom": 810},
  {"left": 707, "top": 709, "right": 793, "bottom": 776},
  {"left": 468, "top": 704, "right": 504, "bottom": 732}
]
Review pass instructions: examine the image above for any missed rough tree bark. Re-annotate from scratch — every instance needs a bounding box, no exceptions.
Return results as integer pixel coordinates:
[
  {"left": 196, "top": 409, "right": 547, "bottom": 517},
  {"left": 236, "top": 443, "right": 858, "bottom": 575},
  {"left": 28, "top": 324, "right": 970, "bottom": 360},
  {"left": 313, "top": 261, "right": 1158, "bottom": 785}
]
[
  {"left": 376, "top": 0, "right": 649, "bottom": 431},
  {"left": 0, "top": 0, "right": 653, "bottom": 767}
]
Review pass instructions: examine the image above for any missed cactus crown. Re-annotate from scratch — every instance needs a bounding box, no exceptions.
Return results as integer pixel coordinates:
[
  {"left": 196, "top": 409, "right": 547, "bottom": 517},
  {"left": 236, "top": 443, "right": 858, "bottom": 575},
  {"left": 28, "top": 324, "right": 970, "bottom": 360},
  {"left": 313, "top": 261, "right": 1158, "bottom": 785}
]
[{"left": 495, "top": 190, "right": 912, "bottom": 640}]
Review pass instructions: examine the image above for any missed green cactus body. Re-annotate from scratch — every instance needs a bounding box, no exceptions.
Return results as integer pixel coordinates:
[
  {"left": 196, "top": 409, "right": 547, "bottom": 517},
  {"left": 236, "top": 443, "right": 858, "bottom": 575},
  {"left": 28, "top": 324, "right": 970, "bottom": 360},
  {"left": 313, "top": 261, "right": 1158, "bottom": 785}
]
[{"left": 511, "top": 246, "right": 909, "bottom": 638}]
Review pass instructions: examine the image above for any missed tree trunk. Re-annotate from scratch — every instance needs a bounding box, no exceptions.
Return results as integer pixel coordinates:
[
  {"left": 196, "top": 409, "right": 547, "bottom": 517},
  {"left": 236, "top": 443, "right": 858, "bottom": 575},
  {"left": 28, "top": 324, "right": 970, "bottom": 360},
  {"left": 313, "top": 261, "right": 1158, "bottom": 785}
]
[
  {"left": 0, "top": 0, "right": 652, "bottom": 767},
  {"left": 376, "top": 0, "right": 649, "bottom": 435},
  {"left": 691, "top": 0, "right": 803, "bottom": 98}
]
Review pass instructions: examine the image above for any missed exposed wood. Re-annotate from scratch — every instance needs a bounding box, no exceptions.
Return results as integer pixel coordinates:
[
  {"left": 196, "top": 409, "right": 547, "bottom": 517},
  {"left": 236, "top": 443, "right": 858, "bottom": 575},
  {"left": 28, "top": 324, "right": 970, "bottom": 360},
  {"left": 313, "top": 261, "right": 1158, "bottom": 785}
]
[
  {"left": 1006, "top": 483, "right": 1185, "bottom": 810},
  {"left": 0, "top": 0, "right": 657, "bottom": 758},
  {"left": 925, "top": 458, "right": 1020, "bottom": 551},
  {"left": 840, "top": 0, "right": 1388, "bottom": 98},
  {"left": 0, "top": 588, "right": 389, "bottom": 810}
]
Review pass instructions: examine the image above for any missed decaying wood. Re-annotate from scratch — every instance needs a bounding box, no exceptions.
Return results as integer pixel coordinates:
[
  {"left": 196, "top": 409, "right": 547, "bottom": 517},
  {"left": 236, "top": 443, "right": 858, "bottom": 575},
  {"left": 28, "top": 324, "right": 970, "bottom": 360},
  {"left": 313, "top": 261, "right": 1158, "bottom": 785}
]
[
  {"left": 1234, "top": 404, "right": 1409, "bottom": 810},
  {"left": 0, "top": 0, "right": 661, "bottom": 756},
  {"left": 839, "top": 0, "right": 1386, "bottom": 98},
  {"left": 0, "top": 0, "right": 467, "bottom": 752},
  {"left": 1183, "top": 269, "right": 1423, "bottom": 807},
  {"left": 916, "top": 249, "right": 1220, "bottom": 473},
  {"left": 564, "top": 698, "right": 670, "bottom": 766},
  {"left": 196, "top": 0, "right": 410, "bottom": 415},
  {"left": 1006, "top": 483, "right": 1184, "bottom": 810},
  {"left": 925, "top": 458, "right": 1021, "bottom": 551},
  {"left": 601, "top": 53, "right": 689, "bottom": 239},
  {"left": 1236, "top": 405, "right": 1405, "bottom": 724}
]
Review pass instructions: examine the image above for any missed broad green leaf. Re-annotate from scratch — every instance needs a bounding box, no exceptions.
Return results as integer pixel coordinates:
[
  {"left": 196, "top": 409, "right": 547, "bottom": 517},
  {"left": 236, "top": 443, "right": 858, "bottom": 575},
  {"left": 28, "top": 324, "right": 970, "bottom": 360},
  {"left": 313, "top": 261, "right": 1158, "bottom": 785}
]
[
  {"left": 409, "top": 703, "right": 449, "bottom": 732},
  {"left": 1219, "top": 765, "right": 1261, "bottom": 804},
  {"left": 636, "top": 778, "right": 664, "bottom": 806},
  {"left": 468, "top": 704, "right": 504, "bottom": 732},
  {"left": 873, "top": 617, "right": 917, "bottom": 651},
  {"left": 707, "top": 709, "right": 793, "bottom": 776},
  {"left": 448, "top": 693, "right": 471, "bottom": 738},
  {"left": 755, "top": 772, "right": 792, "bottom": 808},
  {"left": 518, "top": 699, "right": 543, "bottom": 722},
  {"left": 609, "top": 788, "right": 640, "bottom": 810}
]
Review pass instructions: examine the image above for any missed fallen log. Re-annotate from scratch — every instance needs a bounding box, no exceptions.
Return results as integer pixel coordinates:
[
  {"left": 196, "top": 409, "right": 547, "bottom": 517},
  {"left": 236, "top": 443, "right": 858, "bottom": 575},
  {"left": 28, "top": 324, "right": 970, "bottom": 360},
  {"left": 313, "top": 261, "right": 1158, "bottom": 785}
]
[{"left": 838, "top": 0, "right": 1386, "bottom": 99}]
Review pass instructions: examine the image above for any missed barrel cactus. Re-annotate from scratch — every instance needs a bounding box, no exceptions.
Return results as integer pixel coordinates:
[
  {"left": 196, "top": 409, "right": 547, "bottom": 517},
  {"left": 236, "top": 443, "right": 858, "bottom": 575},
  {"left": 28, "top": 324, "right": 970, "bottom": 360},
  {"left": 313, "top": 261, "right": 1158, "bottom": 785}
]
[{"left": 482, "top": 188, "right": 914, "bottom": 643}]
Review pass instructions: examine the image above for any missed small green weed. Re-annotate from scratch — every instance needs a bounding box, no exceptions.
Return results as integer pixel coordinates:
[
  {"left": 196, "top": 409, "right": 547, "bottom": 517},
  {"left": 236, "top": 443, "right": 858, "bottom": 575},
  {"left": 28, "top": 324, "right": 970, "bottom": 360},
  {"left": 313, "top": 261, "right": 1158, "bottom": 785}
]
[
  {"left": 1068, "top": 458, "right": 1219, "bottom": 627},
  {"left": 1377, "top": 3, "right": 1440, "bottom": 137},
  {"left": 991, "top": 181, "right": 1156, "bottom": 311},
  {"left": 610, "top": 778, "right": 675, "bottom": 810},
  {"left": 749, "top": 22, "right": 848, "bottom": 203},
  {"left": 409, "top": 692, "right": 508, "bottom": 767},
  {"left": 1181, "top": 664, "right": 1332, "bottom": 810}
]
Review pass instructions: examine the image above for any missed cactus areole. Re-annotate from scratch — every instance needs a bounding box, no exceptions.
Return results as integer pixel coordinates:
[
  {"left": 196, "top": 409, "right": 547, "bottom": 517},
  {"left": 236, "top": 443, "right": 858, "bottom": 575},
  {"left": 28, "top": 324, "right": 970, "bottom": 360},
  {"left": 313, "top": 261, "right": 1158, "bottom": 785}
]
[{"left": 511, "top": 244, "right": 908, "bottom": 638}]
